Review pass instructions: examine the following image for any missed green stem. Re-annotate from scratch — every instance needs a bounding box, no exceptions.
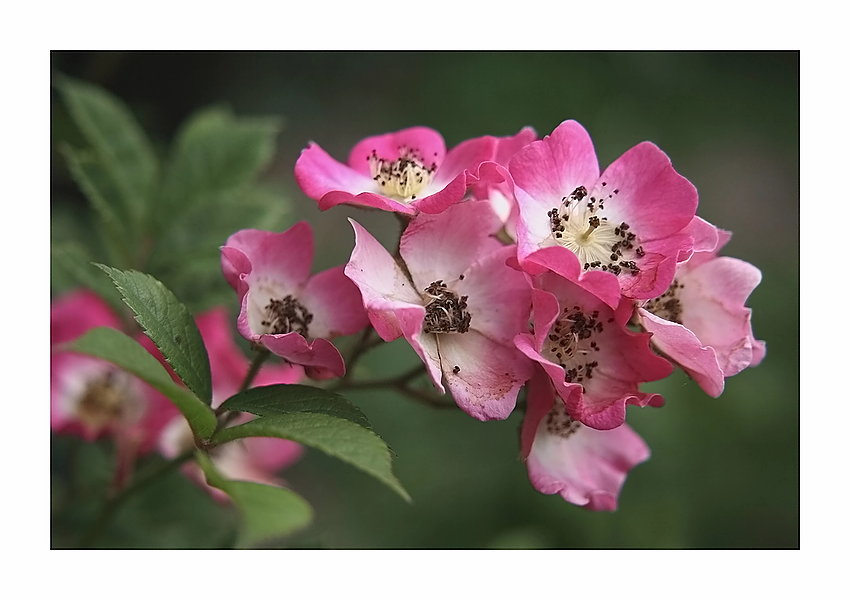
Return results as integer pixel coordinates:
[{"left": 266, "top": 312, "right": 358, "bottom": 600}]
[{"left": 79, "top": 449, "right": 194, "bottom": 547}]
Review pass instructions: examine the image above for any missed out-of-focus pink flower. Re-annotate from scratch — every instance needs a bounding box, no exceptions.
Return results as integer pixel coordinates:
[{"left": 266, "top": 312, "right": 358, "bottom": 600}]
[
  {"left": 157, "top": 308, "right": 303, "bottom": 500},
  {"left": 294, "top": 126, "right": 498, "bottom": 215},
  {"left": 635, "top": 229, "right": 766, "bottom": 397},
  {"left": 51, "top": 290, "right": 172, "bottom": 452},
  {"left": 221, "top": 222, "right": 369, "bottom": 379},
  {"left": 509, "top": 120, "right": 702, "bottom": 304},
  {"left": 521, "top": 366, "right": 650, "bottom": 511},
  {"left": 514, "top": 269, "right": 672, "bottom": 430},
  {"left": 345, "top": 202, "right": 533, "bottom": 421}
]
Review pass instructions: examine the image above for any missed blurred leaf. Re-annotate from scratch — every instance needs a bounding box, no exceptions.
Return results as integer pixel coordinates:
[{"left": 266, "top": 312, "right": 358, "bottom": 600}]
[
  {"left": 66, "top": 327, "right": 217, "bottom": 439},
  {"left": 214, "top": 386, "right": 410, "bottom": 502},
  {"left": 50, "top": 243, "right": 125, "bottom": 314},
  {"left": 196, "top": 452, "right": 312, "bottom": 548},
  {"left": 55, "top": 76, "right": 158, "bottom": 229},
  {"left": 96, "top": 265, "right": 213, "bottom": 404},
  {"left": 160, "top": 107, "right": 280, "bottom": 213},
  {"left": 219, "top": 384, "right": 372, "bottom": 428}
]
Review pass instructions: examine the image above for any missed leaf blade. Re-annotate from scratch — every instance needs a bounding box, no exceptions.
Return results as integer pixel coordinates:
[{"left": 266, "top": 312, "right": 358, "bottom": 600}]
[{"left": 96, "top": 265, "right": 213, "bottom": 404}]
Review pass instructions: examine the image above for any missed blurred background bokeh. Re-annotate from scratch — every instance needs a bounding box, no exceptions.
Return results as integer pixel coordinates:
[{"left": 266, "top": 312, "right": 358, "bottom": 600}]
[{"left": 50, "top": 51, "right": 799, "bottom": 548}]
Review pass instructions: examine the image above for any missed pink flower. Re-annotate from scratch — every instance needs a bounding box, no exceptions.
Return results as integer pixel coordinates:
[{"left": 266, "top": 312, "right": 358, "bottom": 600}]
[
  {"left": 521, "top": 366, "right": 650, "bottom": 511},
  {"left": 634, "top": 229, "right": 766, "bottom": 397},
  {"left": 158, "top": 308, "right": 303, "bottom": 500},
  {"left": 51, "top": 290, "right": 174, "bottom": 451},
  {"left": 509, "top": 119, "right": 702, "bottom": 304},
  {"left": 294, "top": 126, "right": 498, "bottom": 215},
  {"left": 345, "top": 201, "right": 533, "bottom": 420},
  {"left": 514, "top": 269, "right": 673, "bottom": 430},
  {"left": 221, "top": 222, "right": 369, "bottom": 379}
]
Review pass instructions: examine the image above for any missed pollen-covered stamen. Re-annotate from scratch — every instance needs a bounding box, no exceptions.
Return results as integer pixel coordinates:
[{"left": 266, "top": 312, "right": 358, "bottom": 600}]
[
  {"left": 422, "top": 280, "right": 471, "bottom": 334},
  {"left": 76, "top": 371, "right": 133, "bottom": 430},
  {"left": 643, "top": 279, "right": 685, "bottom": 324},
  {"left": 544, "top": 401, "right": 581, "bottom": 439},
  {"left": 261, "top": 295, "right": 313, "bottom": 337},
  {"left": 543, "top": 305, "right": 604, "bottom": 385},
  {"left": 547, "top": 185, "right": 643, "bottom": 276},
  {"left": 368, "top": 146, "right": 437, "bottom": 201}
]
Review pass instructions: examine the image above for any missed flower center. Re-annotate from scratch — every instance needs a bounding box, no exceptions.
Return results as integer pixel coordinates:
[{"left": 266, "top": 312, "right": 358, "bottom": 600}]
[
  {"left": 261, "top": 295, "right": 313, "bottom": 337},
  {"left": 643, "top": 279, "right": 684, "bottom": 324},
  {"left": 547, "top": 186, "right": 644, "bottom": 276},
  {"left": 368, "top": 146, "right": 436, "bottom": 201},
  {"left": 76, "top": 371, "right": 133, "bottom": 431},
  {"left": 422, "top": 280, "right": 471, "bottom": 334},
  {"left": 542, "top": 305, "right": 606, "bottom": 384},
  {"left": 545, "top": 401, "right": 581, "bottom": 439}
]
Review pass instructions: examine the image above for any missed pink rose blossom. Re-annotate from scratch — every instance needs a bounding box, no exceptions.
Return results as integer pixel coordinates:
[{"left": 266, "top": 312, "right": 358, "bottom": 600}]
[
  {"left": 635, "top": 229, "right": 766, "bottom": 397},
  {"left": 345, "top": 201, "right": 533, "bottom": 420},
  {"left": 514, "top": 269, "right": 673, "bottom": 430},
  {"left": 509, "top": 119, "right": 702, "bottom": 304},
  {"left": 221, "top": 222, "right": 369, "bottom": 379},
  {"left": 521, "top": 366, "right": 650, "bottom": 511},
  {"left": 51, "top": 290, "right": 174, "bottom": 451},
  {"left": 294, "top": 126, "right": 498, "bottom": 215},
  {"left": 157, "top": 308, "right": 303, "bottom": 500}
]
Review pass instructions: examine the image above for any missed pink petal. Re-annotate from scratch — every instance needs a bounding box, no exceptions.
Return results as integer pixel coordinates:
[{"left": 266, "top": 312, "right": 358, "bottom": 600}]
[
  {"left": 523, "top": 245, "right": 623, "bottom": 310},
  {"left": 300, "top": 265, "right": 369, "bottom": 340},
  {"left": 408, "top": 172, "right": 469, "bottom": 214},
  {"left": 522, "top": 367, "right": 651, "bottom": 511},
  {"left": 431, "top": 135, "right": 497, "bottom": 187},
  {"left": 399, "top": 201, "right": 504, "bottom": 292},
  {"left": 509, "top": 120, "right": 600, "bottom": 208},
  {"left": 345, "top": 219, "right": 424, "bottom": 342},
  {"left": 677, "top": 216, "right": 721, "bottom": 261},
  {"left": 223, "top": 223, "right": 313, "bottom": 293},
  {"left": 260, "top": 333, "right": 346, "bottom": 380},
  {"left": 347, "top": 126, "right": 445, "bottom": 175},
  {"left": 589, "top": 141, "right": 697, "bottom": 242},
  {"left": 637, "top": 308, "right": 725, "bottom": 397},
  {"left": 51, "top": 290, "right": 121, "bottom": 346},
  {"left": 294, "top": 142, "right": 377, "bottom": 202},
  {"left": 318, "top": 190, "right": 417, "bottom": 214},
  {"left": 437, "top": 330, "right": 532, "bottom": 421}
]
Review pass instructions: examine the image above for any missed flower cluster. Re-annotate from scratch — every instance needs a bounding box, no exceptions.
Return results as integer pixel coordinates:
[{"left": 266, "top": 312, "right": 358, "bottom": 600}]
[{"left": 283, "top": 120, "right": 765, "bottom": 510}]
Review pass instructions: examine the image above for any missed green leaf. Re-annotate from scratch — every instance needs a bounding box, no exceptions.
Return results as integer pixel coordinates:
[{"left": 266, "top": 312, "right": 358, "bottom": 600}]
[
  {"left": 160, "top": 107, "right": 280, "bottom": 216},
  {"left": 55, "top": 76, "right": 158, "bottom": 225},
  {"left": 220, "top": 384, "right": 372, "bottom": 428},
  {"left": 96, "top": 265, "right": 213, "bottom": 404},
  {"left": 196, "top": 452, "right": 312, "bottom": 548},
  {"left": 66, "top": 327, "right": 217, "bottom": 439},
  {"left": 215, "top": 385, "right": 410, "bottom": 502}
]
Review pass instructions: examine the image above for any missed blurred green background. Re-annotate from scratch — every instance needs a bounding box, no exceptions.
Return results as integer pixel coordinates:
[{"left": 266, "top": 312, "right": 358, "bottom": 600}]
[{"left": 50, "top": 51, "right": 798, "bottom": 548}]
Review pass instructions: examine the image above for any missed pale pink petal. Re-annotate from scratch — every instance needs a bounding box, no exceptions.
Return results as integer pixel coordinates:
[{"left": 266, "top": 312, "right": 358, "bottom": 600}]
[
  {"left": 637, "top": 308, "right": 725, "bottom": 397},
  {"left": 456, "top": 245, "right": 531, "bottom": 345},
  {"left": 514, "top": 186, "right": 560, "bottom": 265},
  {"left": 677, "top": 216, "right": 721, "bottom": 260},
  {"left": 241, "top": 436, "right": 304, "bottom": 474},
  {"left": 260, "top": 333, "right": 345, "bottom": 380},
  {"left": 410, "top": 331, "right": 445, "bottom": 395},
  {"left": 348, "top": 127, "right": 445, "bottom": 175},
  {"left": 589, "top": 141, "right": 697, "bottom": 241},
  {"left": 223, "top": 224, "right": 313, "bottom": 293},
  {"left": 299, "top": 266, "right": 369, "bottom": 340},
  {"left": 399, "top": 201, "right": 504, "bottom": 292},
  {"left": 509, "top": 120, "right": 600, "bottom": 208},
  {"left": 294, "top": 142, "right": 377, "bottom": 201},
  {"left": 522, "top": 368, "right": 651, "bottom": 511},
  {"left": 436, "top": 330, "right": 532, "bottom": 421}
]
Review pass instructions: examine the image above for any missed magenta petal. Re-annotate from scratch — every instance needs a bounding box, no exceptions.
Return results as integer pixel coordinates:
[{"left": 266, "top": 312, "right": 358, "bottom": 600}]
[
  {"left": 399, "top": 201, "right": 504, "bottom": 291},
  {"left": 509, "top": 120, "right": 600, "bottom": 208},
  {"left": 409, "top": 172, "right": 468, "bottom": 214},
  {"left": 638, "top": 308, "right": 725, "bottom": 397},
  {"left": 260, "top": 333, "right": 345, "bottom": 380},
  {"left": 432, "top": 135, "right": 497, "bottom": 186},
  {"left": 51, "top": 290, "right": 121, "bottom": 346},
  {"left": 318, "top": 190, "right": 416, "bottom": 214},
  {"left": 300, "top": 266, "right": 369, "bottom": 340},
  {"left": 437, "top": 331, "right": 532, "bottom": 421},
  {"left": 348, "top": 126, "right": 445, "bottom": 175},
  {"left": 522, "top": 367, "right": 650, "bottom": 511},
  {"left": 592, "top": 141, "right": 697, "bottom": 241},
  {"left": 294, "top": 142, "right": 377, "bottom": 201},
  {"left": 224, "top": 224, "right": 313, "bottom": 292}
]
